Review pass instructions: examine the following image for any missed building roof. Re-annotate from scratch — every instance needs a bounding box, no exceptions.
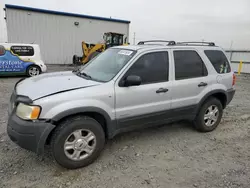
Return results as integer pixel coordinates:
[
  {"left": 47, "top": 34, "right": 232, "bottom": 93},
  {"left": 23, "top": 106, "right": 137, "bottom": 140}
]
[{"left": 5, "top": 4, "right": 131, "bottom": 24}]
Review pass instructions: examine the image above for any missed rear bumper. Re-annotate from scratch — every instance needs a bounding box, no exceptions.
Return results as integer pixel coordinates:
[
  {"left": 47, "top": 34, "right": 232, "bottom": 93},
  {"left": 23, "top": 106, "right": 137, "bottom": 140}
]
[
  {"left": 226, "top": 88, "right": 236, "bottom": 105},
  {"left": 7, "top": 114, "right": 55, "bottom": 154}
]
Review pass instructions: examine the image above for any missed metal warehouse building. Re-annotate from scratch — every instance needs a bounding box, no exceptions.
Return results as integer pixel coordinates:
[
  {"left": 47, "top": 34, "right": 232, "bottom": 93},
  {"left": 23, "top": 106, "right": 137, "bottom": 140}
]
[{"left": 4, "top": 4, "right": 130, "bottom": 64}]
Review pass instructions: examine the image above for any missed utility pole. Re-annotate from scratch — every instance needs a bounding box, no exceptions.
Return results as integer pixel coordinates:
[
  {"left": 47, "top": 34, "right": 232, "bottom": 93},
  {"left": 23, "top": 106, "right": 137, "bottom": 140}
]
[
  {"left": 229, "top": 40, "right": 233, "bottom": 62},
  {"left": 133, "top": 32, "right": 136, "bottom": 45}
]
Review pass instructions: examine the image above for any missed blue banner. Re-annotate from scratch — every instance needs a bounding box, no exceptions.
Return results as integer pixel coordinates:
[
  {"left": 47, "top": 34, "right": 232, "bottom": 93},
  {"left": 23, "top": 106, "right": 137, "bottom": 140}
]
[{"left": 0, "top": 50, "right": 33, "bottom": 73}]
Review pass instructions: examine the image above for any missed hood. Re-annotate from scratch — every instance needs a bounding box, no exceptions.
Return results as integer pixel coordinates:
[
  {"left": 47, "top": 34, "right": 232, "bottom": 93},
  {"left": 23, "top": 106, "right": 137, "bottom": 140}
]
[{"left": 16, "top": 71, "right": 100, "bottom": 100}]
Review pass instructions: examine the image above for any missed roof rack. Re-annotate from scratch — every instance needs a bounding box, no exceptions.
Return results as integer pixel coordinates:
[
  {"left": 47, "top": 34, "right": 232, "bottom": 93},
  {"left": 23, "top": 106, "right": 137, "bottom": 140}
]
[
  {"left": 137, "top": 40, "right": 176, "bottom": 46},
  {"left": 176, "top": 42, "right": 215, "bottom": 46},
  {"left": 137, "top": 40, "right": 216, "bottom": 47}
]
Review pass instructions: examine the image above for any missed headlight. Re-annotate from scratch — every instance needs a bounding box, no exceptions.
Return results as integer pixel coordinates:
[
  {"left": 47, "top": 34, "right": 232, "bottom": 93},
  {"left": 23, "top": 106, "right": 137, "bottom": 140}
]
[{"left": 16, "top": 103, "right": 41, "bottom": 120}]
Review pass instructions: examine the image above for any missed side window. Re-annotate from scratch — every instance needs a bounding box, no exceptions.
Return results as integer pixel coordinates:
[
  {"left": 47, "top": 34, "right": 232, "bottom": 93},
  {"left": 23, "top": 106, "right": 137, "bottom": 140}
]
[
  {"left": 204, "top": 50, "right": 231, "bottom": 74},
  {"left": 125, "top": 51, "right": 169, "bottom": 84},
  {"left": 0, "top": 45, "right": 5, "bottom": 56},
  {"left": 10, "top": 46, "right": 34, "bottom": 56},
  {"left": 174, "top": 50, "right": 208, "bottom": 80}
]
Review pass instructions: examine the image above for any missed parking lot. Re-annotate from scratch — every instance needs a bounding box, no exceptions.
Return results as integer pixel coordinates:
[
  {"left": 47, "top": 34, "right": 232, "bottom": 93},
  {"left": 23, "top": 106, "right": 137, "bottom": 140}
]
[{"left": 0, "top": 65, "right": 250, "bottom": 188}]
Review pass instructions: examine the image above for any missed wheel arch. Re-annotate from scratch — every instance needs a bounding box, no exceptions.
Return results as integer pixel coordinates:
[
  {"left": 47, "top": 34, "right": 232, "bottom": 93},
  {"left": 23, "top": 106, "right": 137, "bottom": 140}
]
[
  {"left": 27, "top": 63, "right": 41, "bottom": 70},
  {"left": 47, "top": 107, "right": 115, "bottom": 142},
  {"left": 197, "top": 90, "right": 228, "bottom": 113}
]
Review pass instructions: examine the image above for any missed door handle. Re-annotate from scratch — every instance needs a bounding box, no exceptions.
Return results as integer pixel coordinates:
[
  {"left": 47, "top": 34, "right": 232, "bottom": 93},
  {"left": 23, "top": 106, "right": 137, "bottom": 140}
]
[
  {"left": 198, "top": 82, "right": 208, "bottom": 87},
  {"left": 156, "top": 88, "right": 169, "bottom": 93}
]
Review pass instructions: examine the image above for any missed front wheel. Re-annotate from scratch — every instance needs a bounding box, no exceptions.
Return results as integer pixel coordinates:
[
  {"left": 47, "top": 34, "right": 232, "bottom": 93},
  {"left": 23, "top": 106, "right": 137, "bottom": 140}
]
[
  {"left": 50, "top": 116, "right": 105, "bottom": 169},
  {"left": 194, "top": 97, "right": 223, "bottom": 132}
]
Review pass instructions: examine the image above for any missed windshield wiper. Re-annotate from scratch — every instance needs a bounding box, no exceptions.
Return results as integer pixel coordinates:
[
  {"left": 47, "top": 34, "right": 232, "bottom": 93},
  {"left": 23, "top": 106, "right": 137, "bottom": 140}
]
[{"left": 76, "top": 72, "right": 92, "bottom": 79}]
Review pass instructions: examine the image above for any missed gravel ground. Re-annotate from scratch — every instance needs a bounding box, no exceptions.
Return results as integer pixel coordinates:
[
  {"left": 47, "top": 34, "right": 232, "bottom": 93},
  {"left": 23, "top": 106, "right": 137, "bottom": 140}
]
[{"left": 0, "top": 66, "right": 249, "bottom": 188}]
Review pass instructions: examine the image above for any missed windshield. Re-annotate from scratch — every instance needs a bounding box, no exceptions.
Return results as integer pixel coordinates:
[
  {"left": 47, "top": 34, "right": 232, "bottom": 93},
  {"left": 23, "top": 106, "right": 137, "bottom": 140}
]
[{"left": 78, "top": 48, "right": 136, "bottom": 82}]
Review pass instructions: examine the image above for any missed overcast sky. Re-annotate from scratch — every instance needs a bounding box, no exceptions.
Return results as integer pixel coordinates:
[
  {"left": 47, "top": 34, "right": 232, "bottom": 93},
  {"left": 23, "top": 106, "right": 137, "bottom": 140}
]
[{"left": 3, "top": 0, "right": 250, "bottom": 49}]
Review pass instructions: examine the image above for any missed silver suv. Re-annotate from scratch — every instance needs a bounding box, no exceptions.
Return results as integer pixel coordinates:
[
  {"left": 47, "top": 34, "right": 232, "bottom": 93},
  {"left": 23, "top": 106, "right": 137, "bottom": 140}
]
[{"left": 7, "top": 41, "right": 236, "bottom": 169}]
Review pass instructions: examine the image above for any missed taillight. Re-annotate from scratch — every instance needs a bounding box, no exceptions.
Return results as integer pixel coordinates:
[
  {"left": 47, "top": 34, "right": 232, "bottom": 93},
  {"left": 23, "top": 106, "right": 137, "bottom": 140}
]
[{"left": 232, "top": 73, "right": 236, "bottom": 86}]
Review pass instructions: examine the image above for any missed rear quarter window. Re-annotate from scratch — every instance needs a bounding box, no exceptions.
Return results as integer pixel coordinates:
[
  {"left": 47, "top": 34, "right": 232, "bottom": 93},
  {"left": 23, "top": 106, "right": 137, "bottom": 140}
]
[
  {"left": 204, "top": 50, "right": 231, "bottom": 74},
  {"left": 10, "top": 46, "right": 34, "bottom": 56},
  {"left": 0, "top": 45, "right": 5, "bottom": 56}
]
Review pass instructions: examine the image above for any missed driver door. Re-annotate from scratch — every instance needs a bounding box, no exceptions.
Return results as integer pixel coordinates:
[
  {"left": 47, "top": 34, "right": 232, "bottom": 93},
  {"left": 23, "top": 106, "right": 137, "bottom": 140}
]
[{"left": 114, "top": 50, "right": 172, "bottom": 131}]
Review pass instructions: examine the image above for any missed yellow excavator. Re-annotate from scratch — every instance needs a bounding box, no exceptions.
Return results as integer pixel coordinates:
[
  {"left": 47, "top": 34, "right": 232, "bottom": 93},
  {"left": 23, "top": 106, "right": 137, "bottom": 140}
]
[{"left": 73, "top": 32, "right": 128, "bottom": 65}]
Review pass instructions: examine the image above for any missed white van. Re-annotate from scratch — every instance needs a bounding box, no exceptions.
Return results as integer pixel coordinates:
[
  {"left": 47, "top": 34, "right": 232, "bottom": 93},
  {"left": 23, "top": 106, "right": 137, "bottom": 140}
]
[{"left": 0, "top": 43, "right": 47, "bottom": 77}]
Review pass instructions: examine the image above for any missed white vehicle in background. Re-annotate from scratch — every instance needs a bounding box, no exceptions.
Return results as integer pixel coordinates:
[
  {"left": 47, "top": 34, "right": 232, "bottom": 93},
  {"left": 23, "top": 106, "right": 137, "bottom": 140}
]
[{"left": 0, "top": 43, "right": 47, "bottom": 77}]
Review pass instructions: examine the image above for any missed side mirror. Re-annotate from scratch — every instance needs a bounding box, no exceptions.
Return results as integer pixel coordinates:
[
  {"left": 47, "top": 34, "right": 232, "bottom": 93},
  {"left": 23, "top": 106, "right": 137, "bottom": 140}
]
[{"left": 124, "top": 75, "right": 141, "bottom": 87}]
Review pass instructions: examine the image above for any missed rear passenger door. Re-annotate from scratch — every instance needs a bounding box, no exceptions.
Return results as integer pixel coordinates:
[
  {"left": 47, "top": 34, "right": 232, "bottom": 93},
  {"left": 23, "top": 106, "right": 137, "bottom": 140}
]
[{"left": 171, "top": 49, "right": 209, "bottom": 112}]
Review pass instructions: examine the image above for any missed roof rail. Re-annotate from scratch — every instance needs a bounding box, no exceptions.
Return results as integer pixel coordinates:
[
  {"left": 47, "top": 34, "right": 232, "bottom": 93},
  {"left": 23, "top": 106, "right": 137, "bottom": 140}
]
[
  {"left": 137, "top": 40, "right": 176, "bottom": 46},
  {"left": 177, "top": 42, "right": 215, "bottom": 46}
]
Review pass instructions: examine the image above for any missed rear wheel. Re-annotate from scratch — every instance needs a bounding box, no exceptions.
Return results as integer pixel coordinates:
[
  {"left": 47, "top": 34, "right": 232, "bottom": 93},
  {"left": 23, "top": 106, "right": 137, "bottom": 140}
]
[
  {"left": 194, "top": 97, "right": 223, "bottom": 132},
  {"left": 26, "top": 65, "right": 41, "bottom": 77},
  {"left": 50, "top": 116, "right": 105, "bottom": 169}
]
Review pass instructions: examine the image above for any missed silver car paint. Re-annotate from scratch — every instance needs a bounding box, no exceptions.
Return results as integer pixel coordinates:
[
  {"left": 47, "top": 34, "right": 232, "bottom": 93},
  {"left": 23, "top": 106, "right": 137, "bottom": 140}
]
[
  {"left": 114, "top": 49, "right": 172, "bottom": 119},
  {"left": 35, "top": 80, "right": 116, "bottom": 120},
  {"left": 14, "top": 45, "right": 234, "bottom": 123},
  {"left": 16, "top": 71, "right": 100, "bottom": 100}
]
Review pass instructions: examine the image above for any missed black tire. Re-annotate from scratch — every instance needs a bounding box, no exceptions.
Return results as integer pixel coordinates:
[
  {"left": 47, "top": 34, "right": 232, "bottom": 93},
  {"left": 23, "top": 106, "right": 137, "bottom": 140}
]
[
  {"left": 26, "top": 65, "right": 41, "bottom": 77},
  {"left": 194, "top": 97, "right": 223, "bottom": 132},
  {"left": 73, "top": 55, "right": 81, "bottom": 65},
  {"left": 50, "top": 116, "right": 105, "bottom": 169}
]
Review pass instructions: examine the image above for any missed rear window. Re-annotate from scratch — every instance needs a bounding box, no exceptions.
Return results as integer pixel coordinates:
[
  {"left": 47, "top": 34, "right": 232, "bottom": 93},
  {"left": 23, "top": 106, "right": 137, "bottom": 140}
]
[
  {"left": 204, "top": 50, "right": 231, "bottom": 74},
  {"left": 0, "top": 45, "right": 5, "bottom": 56},
  {"left": 10, "top": 46, "right": 34, "bottom": 56}
]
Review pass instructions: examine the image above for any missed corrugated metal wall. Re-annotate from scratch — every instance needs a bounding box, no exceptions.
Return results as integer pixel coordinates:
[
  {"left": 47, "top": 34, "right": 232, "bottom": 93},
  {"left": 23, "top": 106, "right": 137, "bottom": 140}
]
[
  {"left": 6, "top": 8, "right": 129, "bottom": 64},
  {"left": 230, "top": 62, "right": 250, "bottom": 73},
  {"left": 0, "top": 3, "right": 7, "bottom": 42},
  {"left": 225, "top": 51, "right": 250, "bottom": 63},
  {"left": 225, "top": 51, "right": 250, "bottom": 73}
]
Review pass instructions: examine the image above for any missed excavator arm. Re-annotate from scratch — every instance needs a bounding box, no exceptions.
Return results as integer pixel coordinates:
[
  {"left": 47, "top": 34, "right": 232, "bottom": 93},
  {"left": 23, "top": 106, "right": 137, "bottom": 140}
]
[
  {"left": 81, "top": 41, "right": 89, "bottom": 58},
  {"left": 73, "top": 32, "right": 127, "bottom": 65},
  {"left": 81, "top": 43, "right": 106, "bottom": 64}
]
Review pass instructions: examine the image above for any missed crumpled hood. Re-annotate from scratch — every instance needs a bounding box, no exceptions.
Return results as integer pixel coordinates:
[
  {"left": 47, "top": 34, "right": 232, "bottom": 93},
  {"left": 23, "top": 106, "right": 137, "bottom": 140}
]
[{"left": 16, "top": 71, "right": 100, "bottom": 100}]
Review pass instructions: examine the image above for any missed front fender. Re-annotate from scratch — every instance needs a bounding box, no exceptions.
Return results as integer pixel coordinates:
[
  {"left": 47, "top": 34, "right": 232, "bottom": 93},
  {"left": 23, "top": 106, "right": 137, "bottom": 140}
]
[
  {"left": 52, "top": 106, "right": 112, "bottom": 123},
  {"left": 41, "top": 100, "right": 116, "bottom": 138},
  {"left": 41, "top": 99, "right": 114, "bottom": 120}
]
